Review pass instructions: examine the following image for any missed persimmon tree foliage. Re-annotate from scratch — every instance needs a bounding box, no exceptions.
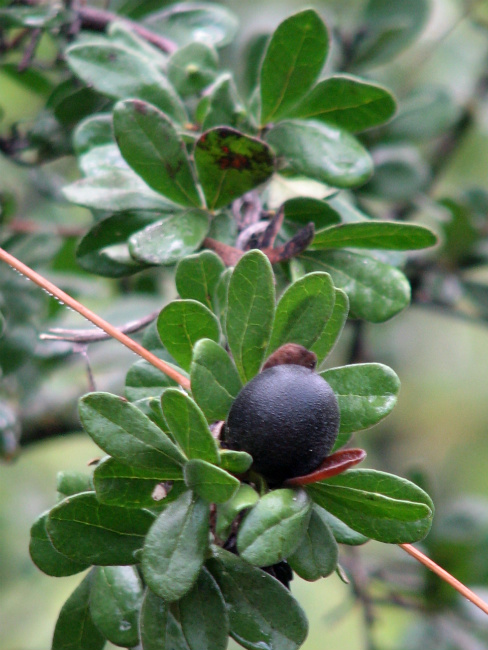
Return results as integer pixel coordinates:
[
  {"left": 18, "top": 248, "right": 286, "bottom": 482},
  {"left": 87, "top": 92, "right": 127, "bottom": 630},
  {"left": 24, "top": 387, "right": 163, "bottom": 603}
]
[{"left": 3, "top": 1, "right": 488, "bottom": 649}]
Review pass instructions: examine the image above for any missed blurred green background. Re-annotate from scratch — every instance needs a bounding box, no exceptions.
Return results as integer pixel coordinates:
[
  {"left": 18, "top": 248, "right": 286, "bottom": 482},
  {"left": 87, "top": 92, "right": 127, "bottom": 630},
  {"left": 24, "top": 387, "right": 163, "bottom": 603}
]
[{"left": 3, "top": 0, "right": 488, "bottom": 648}]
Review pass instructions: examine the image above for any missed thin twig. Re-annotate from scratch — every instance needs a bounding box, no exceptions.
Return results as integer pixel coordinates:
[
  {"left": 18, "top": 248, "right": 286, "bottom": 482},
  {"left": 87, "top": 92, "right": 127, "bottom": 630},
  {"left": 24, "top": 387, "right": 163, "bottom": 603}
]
[
  {"left": 41, "top": 309, "right": 159, "bottom": 343},
  {"left": 18, "top": 28, "right": 41, "bottom": 71},
  {"left": 76, "top": 5, "right": 178, "bottom": 54},
  {"left": 0, "top": 247, "right": 190, "bottom": 390},
  {"left": 400, "top": 543, "right": 488, "bottom": 616}
]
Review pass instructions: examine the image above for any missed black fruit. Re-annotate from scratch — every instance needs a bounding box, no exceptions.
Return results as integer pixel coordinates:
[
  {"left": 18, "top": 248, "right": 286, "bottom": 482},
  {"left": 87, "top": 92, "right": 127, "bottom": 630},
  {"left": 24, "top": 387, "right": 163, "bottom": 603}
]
[{"left": 224, "top": 364, "right": 340, "bottom": 484}]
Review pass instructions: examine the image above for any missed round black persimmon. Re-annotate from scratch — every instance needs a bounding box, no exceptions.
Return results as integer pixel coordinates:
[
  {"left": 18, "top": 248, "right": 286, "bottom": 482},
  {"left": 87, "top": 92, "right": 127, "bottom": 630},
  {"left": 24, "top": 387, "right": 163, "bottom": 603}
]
[{"left": 224, "top": 364, "right": 340, "bottom": 484}]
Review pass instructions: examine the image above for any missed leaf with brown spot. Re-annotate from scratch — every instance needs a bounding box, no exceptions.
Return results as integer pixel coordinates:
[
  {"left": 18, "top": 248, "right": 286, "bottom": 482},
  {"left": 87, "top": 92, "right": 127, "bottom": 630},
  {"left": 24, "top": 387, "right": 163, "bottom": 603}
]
[{"left": 195, "top": 128, "right": 274, "bottom": 210}]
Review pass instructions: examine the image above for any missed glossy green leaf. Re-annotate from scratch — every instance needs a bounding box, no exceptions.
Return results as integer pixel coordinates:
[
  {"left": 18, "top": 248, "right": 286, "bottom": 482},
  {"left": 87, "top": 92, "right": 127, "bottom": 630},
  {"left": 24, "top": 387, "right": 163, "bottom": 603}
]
[
  {"left": 108, "top": 21, "right": 169, "bottom": 70},
  {"left": 90, "top": 565, "right": 143, "bottom": 648},
  {"left": 129, "top": 210, "right": 210, "bottom": 266},
  {"left": 143, "top": 4, "right": 239, "bottom": 48},
  {"left": 288, "top": 506, "right": 338, "bottom": 581},
  {"left": 125, "top": 359, "right": 177, "bottom": 402},
  {"left": 79, "top": 392, "right": 185, "bottom": 474},
  {"left": 306, "top": 469, "right": 434, "bottom": 543},
  {"left": 195, "top": 127, "right": 274, "bottom": 210},
  {"left": 289, "top": 75, "right": 396, "bottom": 132},
  {"left": 161, "top": 388, "right": 220, "bottom": 463},
  {"left": 283, "top": 197, "right": 341, "bottom": 229},
  {"left": 260, "top": 9, "right": 328, "bottom": 124},
  {"left": 300, "top": 249, "right": 411, "bottom": 322},
  {"left": 140, "top": 589, "right": 191, "bottom": 650},
  {"left": 176, "top": 566, "right": 228, "bottom": 650},
  {"left": 93, "top": 456, "right": 177, "bottom": 508},
  {"left": 66, "top": 42, "right": 186, "bottom": 122},
  {"left": 113, "top": 99, "right": 201, "bottom": 207},
  {"left": 190, "top": 338, "right": 242, "bottom": 422},
  {"left": 201, "top": 74, "right": 248, "bottom": 131},
  {"left": 321, "top": 363, "right": 400, "bottom": 434},
  {"left": 317, "top": 508, "right": 369, "bottom": 545},
  {"left": 237, "top": 488, "right": 312, "bottom": 566},
  {"left": 312, "top": 220, "right": 437, "bottom": 251},
  {"left": 175, "top": 250, "right": 225, "bottom": 310},
  {"left": 266, "top": 120, "right": 373, "bottom": 189},
  {"left": 312, "top": 289, "right": 349, "bottom": 364},
  {"left": 56, "top": 471, "right": 93, "bottom": 498},
  {"left": 142, "top": 490, "right": 209, "bottom": 601},
  {"left": 47, "top": 492, "right": 154, "bottom": 565},
  {"left": 207, "top": 547, "right": 308, "bottom": 650},
  {"left": 226, "top": 250, "right": 275, "bottom": 382},
  {"left": 52, "top": 572, "right": 105, "bottom": 650},
  {"left": 168, "top": 42, "right": 218, "bottom": 96},
  {"left": 63, "top": 169, "right": 174, "bottom": 212},
  {"left": 216, "top": 483, "right": 259, "bottom": 540},
  {"left": 267, "top": 272, "right": 335, "bottom": 355},
  {"left": 215, "top": 267, "right": 232, "bottom": 334},
  {"left": 184, "top": 459, "right": 239, "bottom": 503},
  {"left": 30, "top": 512, "right": 89, "bottom": 577},
  {"left": 76, "top": 211, "right": 156, "bottom": 277},
  {"left": 219, "top": 449, "right": 253, "bottom": 475},
  {"left": 157, "top": 299, "right": 220, "bottom": 372}
]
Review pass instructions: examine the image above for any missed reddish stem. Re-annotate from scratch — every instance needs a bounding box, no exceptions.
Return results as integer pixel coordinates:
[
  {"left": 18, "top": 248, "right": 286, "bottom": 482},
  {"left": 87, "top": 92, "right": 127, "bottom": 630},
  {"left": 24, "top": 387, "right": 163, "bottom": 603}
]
[{"left": 0, "top": 248, "right": 190, "bottom": 390}]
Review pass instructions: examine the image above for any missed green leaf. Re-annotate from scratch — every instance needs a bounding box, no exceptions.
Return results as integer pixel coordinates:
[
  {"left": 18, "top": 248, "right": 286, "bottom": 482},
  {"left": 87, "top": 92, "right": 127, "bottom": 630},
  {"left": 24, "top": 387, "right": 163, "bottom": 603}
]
[
  {"left": 215, "top": 267, "right": 232, "bottom": 334},
  {"left": 176, "top": 250, "right": 225, "bottom": 310},
  {"left": 195, "top": 127, "right": 274, "bottom": 210},
  {"left": 56, "top": 471, "right": 93, "bottom": 498},
  {"left": 108, "top": 21, "right": 169, "bottom": 70},
  {"left": 161, "top": 388, "right": 220, "bottom": 463},
  {"left": 74, "top": 113, "right": 114, "bottom": 155},
  {"left": 143, "top": 4, "right": 239, "bottom": 48},
  {"left": 283, "top": 197, "right": 341, "bottom": 229},
  {"left": 79, "top": 392, "right": 185, "bottom": 474},
  {"left": 142, "top": 490, "right": 209, "bottom": 601},
  {"left": 190, "top": 338, "right": 242, "bottom": 422},
  {"left": 140, "top": 589, "right": 191, "bottom": 650},
  {"left": 0, "top": 5, "right": 63, "bottom": 28},
  {"left": 219, "top": 449, "right": 253, "bottom": 474},
  {"left": 287, "top": 507, "right": 338, "bottom": 581},
  {"left": 125, "top": 359, "right": 177, "bottom": 402},
  {"left": 226, "top": 250, "right": 275, "bottom": 382},
  {"left": 207, "top": 547, "right": 308, "bottom": 650},
  {"left": 267, "top": 272, "right": 335, "bottom": 355},
  {"left": 47, "top": 492, "right": 154, "bottom": 565},
  {"left": 129, "top": 210, "right": 210, "bottom": 266},
  {"left": 157, "top": 300, "right": 220, "bottom": 372},
  {"left": 66, "top": 42, "right": 187, "bottom": 123},
  {"left": 168, "top": 42, "right": 218, "bottom": 96},
  {"left": 237, "top": 488, "right": 312, "bottom": 566},
  {"left": 312, "top": 289, "right": 349, "bottom": 364},
  {"left": 76, "top": 211, "right": 156, "bottom": 277},
  {"left": 317, "top": 508, "right": 369, "bottom": 545},
  {"left": 321, "top": 363, "right": 400, "bottom": 434},
  {"left": 289, "top": 75, "right": 396, "bottom": 132},
  {"left": 201, "top": 74, "right": 249, "bottom": 131},
  {"left": 260, "top": 9, "right": 328, "bottom": 124},
  {"left": 184, "top": 459, "right": 239, "bottom": 503},
  {"left": 176, "top": 566, "right": 229, "bottom": 650},
  {"left": 52, "top": 572, "right": 105, "bottom": 650},
  {"left": 63, "top": 169, "right": 174, "bottom": 212},
  {"left": 266, "top": 120, "right": 373, "bottom": 189},
  {"left": 90, "top": 566, "right": 143, "bottom": 648},
  {"left": 113, "top": 99, "right": 201, "bottom": 207},
  {"left": 306, "top": 469, "right": 434, "bottom": 543},
  {"left": 300, "top": 249, "right": 411, "bottom": 322},
  {"left": 216, "top": 483, "right": 259, "bottom": 540},
  {"left": 93, "top": 456, "right": 176, "bottom": 508},
  {"left": 312, "top": 221, "right": 437, "bottom": 251},
  {"left": 353, "top": 0, "right": 429, "bottom": 68},
  {"left": 30, "top": 512, "right": 89, "bottom": 577}
]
